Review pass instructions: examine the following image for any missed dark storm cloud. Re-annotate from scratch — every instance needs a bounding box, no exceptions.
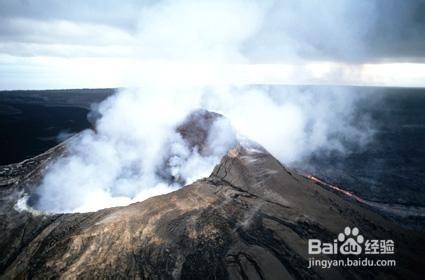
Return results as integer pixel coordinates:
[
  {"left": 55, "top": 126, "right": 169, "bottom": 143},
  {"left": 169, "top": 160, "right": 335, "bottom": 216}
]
[
  {"left": 366, "top": 0, "right": 425, "bottom": 61},
  {"left": 243, "top": 0, "right": 425, "bottom": 62},
  {"left": 0, "top": 0, "right": 424, "bottom": 62}
]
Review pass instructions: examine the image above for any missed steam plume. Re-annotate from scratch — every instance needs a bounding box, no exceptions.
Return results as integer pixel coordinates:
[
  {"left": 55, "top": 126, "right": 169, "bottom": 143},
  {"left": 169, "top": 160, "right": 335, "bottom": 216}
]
[{"left": 26, "top": 0, "right": 375, "bottom": 213}]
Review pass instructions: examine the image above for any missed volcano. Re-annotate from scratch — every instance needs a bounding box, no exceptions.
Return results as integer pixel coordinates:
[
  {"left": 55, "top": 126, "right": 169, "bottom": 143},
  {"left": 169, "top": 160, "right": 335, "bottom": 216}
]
[{"left": 0, "top": 110, "right": 424, "bottom": 279}]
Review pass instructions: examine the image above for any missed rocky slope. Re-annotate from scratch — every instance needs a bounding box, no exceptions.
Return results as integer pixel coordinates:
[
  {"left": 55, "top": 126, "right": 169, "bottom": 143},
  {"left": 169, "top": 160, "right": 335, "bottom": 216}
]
[{"left": 0, "top": 111, "right": 424, "bottom": 279}]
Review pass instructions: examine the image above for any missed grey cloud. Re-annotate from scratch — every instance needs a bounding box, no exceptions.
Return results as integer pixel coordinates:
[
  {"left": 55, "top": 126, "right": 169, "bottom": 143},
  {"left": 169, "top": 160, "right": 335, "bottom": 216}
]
[
  {"left": 244, "top": 0, "right": 425, "bottom": 62},
  {"left": 0, "top": 0, "right": 148, "bottom": 30},
  {"left": 0, "top": 0, "right": 424, "bottom": 62}
]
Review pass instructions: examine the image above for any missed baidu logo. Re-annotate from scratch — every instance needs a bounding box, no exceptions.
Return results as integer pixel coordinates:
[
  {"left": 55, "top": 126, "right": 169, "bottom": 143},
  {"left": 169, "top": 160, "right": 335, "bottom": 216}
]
[
  {"left": 307, "top": 226, "right": 396, "bottom": 268},
  {"left": 308, "top": 226, "right": 394, "bottom": 255}
]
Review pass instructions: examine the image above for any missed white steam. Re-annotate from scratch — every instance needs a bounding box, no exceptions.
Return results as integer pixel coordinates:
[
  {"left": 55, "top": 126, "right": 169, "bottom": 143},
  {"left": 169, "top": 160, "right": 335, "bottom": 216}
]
[
  {"left": 27, "top": 0, "right": 376, "bottom": 213},
  {"left": 32, "top": 87, "right": 235, "bottom": 212},
  {"left": 30, "top": 86, "right": 371, "bottom": 213}
]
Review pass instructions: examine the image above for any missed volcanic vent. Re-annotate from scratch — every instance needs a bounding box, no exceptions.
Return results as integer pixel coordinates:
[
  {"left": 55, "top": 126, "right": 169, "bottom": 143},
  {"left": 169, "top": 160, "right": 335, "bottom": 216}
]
[{"left": 22, "top": 109, "right": 237, "bottom": 213}]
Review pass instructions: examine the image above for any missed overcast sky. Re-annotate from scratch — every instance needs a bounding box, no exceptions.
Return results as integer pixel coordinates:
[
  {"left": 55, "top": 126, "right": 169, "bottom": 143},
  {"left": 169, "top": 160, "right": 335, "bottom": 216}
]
[{"left": 1, "top": 0, "right": 425, "bottom": 89}]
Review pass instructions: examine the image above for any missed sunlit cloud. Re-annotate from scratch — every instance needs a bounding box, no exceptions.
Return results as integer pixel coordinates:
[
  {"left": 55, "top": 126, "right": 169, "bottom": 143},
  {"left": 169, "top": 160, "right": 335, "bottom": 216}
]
[{"left": 2, "top": 55, "right": 424, "bottom": 89}]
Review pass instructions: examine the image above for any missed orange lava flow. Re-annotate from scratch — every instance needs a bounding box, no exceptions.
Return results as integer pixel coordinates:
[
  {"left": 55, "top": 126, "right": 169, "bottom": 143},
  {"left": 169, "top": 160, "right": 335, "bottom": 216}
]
[
  {"left": 305, "top": 174, "right": 366, "bottom": 204},
  {"left": 302, "top": 172, "right": 425, "bottom": 217}
]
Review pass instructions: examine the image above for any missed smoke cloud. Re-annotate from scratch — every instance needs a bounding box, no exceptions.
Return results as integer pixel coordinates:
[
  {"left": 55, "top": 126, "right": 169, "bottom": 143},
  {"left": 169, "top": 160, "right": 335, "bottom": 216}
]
[
  {"left": 28, "top": 85, "right": 372, "bottom": 213},
  {"left": 25, "top": 0, "right": 376, "bottom": 213}
]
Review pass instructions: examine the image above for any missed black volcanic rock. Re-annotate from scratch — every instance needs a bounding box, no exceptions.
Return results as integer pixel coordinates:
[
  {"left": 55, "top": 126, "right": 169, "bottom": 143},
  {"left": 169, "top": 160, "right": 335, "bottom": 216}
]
[
  {"left": 0, "top": 143, "right": 424, "bottom": 279},
  {"left": 0, "top": 110, "right": 424, "bottom": 279}
]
